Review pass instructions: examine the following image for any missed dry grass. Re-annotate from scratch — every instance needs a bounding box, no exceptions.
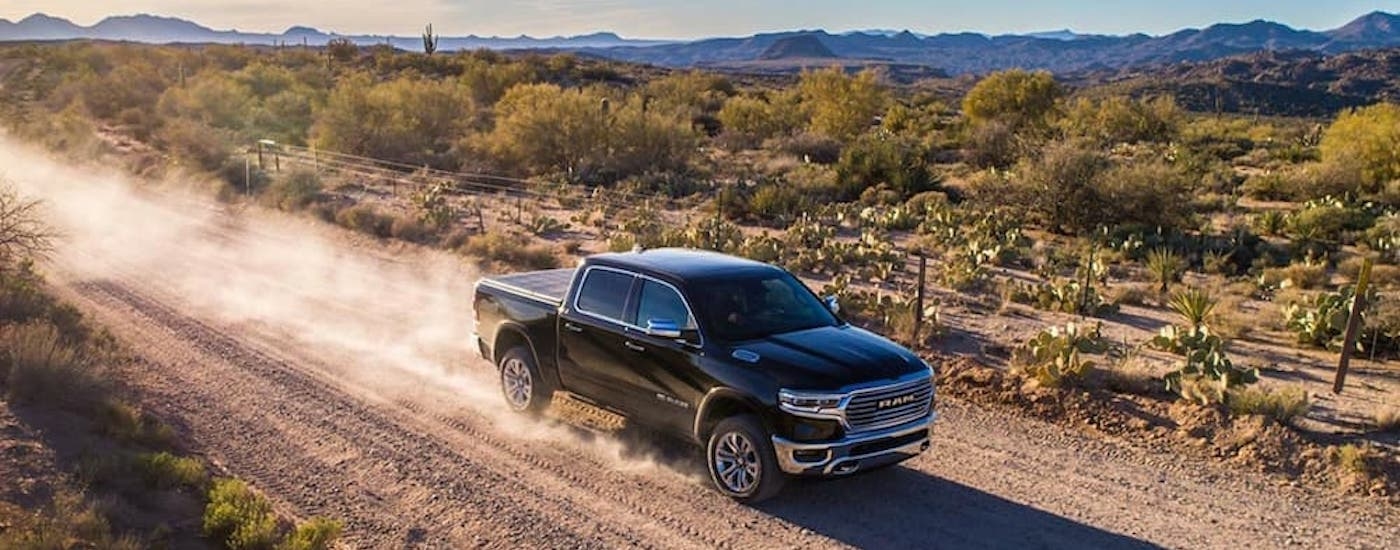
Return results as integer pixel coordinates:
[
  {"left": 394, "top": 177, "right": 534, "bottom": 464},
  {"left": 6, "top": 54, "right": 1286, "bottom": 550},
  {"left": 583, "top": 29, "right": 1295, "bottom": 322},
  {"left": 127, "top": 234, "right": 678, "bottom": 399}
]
[
  {"left": 1227, "top": 386, "right": 1311, "bottom": 426},
  {"left": 1263, "top": 262, "right": 1329, "bottom": 290},
  {"left": 0, "top": 491, "right": 142, "bottom": 550},
  {"left": 1373, "top": 408, "right": 1400, "bottom": 433},
  {"left": 2, "top": 322, "right": 108, "bottom": 407},
  {"left": 1094, "top": 357, "right": 1159, "bottom": 395},
  {"left": 459, "top": 231, "right": 559, "bottom": 270}
]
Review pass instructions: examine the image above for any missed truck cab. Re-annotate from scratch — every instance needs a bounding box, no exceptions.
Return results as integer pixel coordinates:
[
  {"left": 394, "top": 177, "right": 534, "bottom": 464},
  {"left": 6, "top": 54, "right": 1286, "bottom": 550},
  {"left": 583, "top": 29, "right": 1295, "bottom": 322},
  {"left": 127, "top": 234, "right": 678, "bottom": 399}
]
[{"left": 474, "top": 248, "right": 935, "bottom": 502}]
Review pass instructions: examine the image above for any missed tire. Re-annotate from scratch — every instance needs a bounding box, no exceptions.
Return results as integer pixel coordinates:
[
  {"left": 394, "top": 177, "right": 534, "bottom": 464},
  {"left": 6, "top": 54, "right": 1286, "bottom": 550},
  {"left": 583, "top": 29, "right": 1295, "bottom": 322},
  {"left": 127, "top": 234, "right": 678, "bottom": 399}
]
[
  {"left": 498, "top": 346, "right": 550, "bottom": 414},
  {"left": 706, "top": 415, "right": 785, "bottom": 503}
]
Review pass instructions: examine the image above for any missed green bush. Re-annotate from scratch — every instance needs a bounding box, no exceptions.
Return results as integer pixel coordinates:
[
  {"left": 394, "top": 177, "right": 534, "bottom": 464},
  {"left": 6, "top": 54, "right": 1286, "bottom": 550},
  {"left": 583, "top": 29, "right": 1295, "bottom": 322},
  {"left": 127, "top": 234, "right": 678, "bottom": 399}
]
[
  {"left": 137, "top": 452, "right": 208, "bottom": 490},
  {"left": 204, "top": 479, "right": 281, "bottom": 550},
  {"left": 1320, "top": 103, "right": 1400, "bottom": 193},
  {"left": 835, "top": 134, "right": 938, "bottom": 201},
  {"left": 278, "top": 518, "right": 343, "bottom": 550}
]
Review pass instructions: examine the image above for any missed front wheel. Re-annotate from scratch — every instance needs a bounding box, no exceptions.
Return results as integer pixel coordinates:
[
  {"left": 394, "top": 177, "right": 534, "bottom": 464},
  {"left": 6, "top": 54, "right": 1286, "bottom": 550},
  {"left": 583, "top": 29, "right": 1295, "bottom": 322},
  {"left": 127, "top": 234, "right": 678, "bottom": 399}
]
[
  {"left": 706, "top": 415, "right": 785, "bottom": 503},
  {"left": 498, "top": 346, "right": 549, "bottom": 414}
]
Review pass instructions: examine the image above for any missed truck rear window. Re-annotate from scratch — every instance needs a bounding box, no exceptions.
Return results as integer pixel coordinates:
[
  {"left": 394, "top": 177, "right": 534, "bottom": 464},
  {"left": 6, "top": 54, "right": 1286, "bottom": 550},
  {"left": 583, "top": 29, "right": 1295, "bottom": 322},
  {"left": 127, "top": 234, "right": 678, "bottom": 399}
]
[{"left": 576, "top": 269, "right": 634, "bottom": 321}]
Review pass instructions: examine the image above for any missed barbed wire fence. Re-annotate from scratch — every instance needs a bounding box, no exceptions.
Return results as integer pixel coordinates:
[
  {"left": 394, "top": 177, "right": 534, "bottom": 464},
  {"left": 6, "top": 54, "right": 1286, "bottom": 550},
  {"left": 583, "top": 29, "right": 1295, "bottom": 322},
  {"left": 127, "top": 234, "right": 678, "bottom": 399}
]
[{"left": 246, "top": 140, "right": 943, "bottom": 347}]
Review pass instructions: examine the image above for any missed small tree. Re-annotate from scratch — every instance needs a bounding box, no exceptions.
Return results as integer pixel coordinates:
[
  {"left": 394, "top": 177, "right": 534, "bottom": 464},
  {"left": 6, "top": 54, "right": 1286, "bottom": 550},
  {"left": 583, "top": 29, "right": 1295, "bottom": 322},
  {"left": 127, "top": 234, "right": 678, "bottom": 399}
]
[{"left": 0, "top": 184, "right": 55, "bottom": 271}]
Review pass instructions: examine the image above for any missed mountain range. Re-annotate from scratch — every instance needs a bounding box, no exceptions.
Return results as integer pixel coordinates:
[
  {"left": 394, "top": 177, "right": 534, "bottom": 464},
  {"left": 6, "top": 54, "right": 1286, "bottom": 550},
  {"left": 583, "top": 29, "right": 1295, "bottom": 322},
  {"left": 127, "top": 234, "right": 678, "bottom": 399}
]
[
  {"left": 0, "top": 13, "right": 663, "bottom": 49},
  {"left": 1, "top": 11, "right": 1399, "bottom": 75}
]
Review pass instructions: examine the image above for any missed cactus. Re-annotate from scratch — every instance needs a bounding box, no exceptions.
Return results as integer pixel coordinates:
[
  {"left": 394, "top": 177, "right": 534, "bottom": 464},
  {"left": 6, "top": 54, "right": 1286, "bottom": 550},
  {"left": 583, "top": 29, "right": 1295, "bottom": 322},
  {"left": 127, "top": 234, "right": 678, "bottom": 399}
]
[
  {"left": 1015, "top": 323, "right": 1106, "bottom": 387},
  {"left": 422, "top": 23, "right": 439, "bottom": 55}
]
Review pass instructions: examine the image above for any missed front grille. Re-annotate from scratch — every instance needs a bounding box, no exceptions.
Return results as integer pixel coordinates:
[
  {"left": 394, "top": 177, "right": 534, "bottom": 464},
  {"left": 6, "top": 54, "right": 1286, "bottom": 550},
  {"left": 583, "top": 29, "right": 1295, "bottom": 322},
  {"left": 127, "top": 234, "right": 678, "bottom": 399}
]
[{"left": 844, "top": 377, "right": 933, "bottom": 433}]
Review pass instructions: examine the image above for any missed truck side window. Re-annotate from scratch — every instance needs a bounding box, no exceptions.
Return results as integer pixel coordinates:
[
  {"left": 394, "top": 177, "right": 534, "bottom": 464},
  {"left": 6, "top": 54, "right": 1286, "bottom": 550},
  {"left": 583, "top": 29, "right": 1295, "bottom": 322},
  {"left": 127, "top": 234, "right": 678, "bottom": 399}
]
[
  {"left": 636, "top": 280, "right": 697, "bottom": 330},
  {"left": 576, "top": 269, "right": 633, "bottom": 322}
]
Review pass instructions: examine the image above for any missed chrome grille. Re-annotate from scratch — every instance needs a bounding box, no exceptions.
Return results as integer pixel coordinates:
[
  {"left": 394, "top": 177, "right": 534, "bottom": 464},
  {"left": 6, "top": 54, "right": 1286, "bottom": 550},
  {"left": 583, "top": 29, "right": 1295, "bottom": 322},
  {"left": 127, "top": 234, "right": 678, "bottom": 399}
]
[{"left": 844, "top": 376, "right": 933, "bottom": 433}]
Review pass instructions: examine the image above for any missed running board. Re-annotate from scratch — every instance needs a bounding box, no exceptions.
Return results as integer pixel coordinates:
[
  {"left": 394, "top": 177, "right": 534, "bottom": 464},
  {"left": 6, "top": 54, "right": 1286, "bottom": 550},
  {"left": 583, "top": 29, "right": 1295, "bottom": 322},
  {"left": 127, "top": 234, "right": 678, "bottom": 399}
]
[{"left": 547, "top": 391, "right": 627, "bottom": 432}]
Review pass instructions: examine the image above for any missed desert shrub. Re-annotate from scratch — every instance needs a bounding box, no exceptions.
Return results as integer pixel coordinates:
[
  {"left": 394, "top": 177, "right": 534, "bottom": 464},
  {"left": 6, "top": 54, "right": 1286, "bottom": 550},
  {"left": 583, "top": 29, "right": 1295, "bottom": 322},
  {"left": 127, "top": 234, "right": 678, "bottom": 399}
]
[
  {"left": 0, "top": 491, "right": 141, "bottom": 550},
  {"left": 333, "top": 205, "right": 393, "bottom": 239},
  {"left": 459, "top": 231, "right": 559, "bottom": 270},
  {"left": 479, "top": 83, "right": 695, "bottom": 183},
  {"left": 388, "top": 215, "right": 433, "bottom": 243},
  {"left": 279, "top": 518, "right": 343, "bottom": 550},
  {"left": 1241, "top": 162, "right": 1358, "bottom": 202},
  {"left": 136, "top": 452, "right": 208, "bottom": 490},
  {"left": 962, "top": 119, "right": 1020, "bottom": 168},
  {"left": 1285, "top": 197, "right": 1375, "bottom": 247},
  {"left": 204, "top": 479, "right": 280, "bottom": 550},
  {"left": 1013, "top": 323, "right": 1106, "bottom": 387},
  {"left": 1262, "top": 261, "right": 1329, "bottom": 290},
  {"left": 1145, "top": 248, "right": 1185, "bottom": 293},
  {"left": 1059, "top": 95, "right": 1181, "bottom": 145},
  {"left": 772, "top": 132, "right": 843, "bottom": 164},
  {"left": 313, "top": 72, "right": 476, "bottom": 169},
  {"left": 1320, "top": 103, "right": 1400, "bottom": 194},
  {"left": 1373, "top": 408, "right": 1400, "bottom": 433},
  {"left": 797, "top": 67, "right": 888, "bottom": 141},
  {"left": 1007, "top": 140, "right": 1110, "bottom": 234},
  {"left": 1, "top": 322, "right": 106, "bottom": 407},
  {"left": 264, "top": 170, "right": 321, "bottom": 211},
  {"left": 1226, "top": 386, "right": 1311, "bottom": 425},
  {"left": 962, "top": 69, "right": 1062, "bottom": 132},
  {"left": 835, "top": 134, "right": 938, "bottom": 201}
]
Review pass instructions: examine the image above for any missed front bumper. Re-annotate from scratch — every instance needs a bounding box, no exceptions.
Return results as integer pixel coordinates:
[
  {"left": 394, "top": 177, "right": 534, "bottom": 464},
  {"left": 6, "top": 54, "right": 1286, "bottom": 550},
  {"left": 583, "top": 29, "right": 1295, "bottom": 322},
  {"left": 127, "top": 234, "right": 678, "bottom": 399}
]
[{"left": 771, "top": 412, "right": 935, "bottom": 476}]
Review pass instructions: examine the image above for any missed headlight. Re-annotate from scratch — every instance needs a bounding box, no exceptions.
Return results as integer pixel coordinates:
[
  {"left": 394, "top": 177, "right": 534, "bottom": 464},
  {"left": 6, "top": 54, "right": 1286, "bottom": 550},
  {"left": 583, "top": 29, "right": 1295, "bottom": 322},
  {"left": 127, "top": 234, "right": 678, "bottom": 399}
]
[{"left": 778, "top": 390, "right": 845, "bottom": 415}]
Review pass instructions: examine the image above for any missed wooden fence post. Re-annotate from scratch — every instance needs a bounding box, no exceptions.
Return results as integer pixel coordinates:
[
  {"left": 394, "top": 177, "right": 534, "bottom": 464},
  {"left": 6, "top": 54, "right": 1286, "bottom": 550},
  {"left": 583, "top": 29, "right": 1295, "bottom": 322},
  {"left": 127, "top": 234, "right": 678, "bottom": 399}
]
[{"left": 1335, "top": 257, "right": 1373, "bottom": 394}]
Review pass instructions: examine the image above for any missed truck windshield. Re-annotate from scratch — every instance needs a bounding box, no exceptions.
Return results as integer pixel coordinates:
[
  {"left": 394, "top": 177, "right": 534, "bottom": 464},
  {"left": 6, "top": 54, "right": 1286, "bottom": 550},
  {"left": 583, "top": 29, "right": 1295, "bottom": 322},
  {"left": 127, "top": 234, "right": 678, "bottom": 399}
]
[{"left": 693, "top": 272, "right": 840, "bottom": 342}]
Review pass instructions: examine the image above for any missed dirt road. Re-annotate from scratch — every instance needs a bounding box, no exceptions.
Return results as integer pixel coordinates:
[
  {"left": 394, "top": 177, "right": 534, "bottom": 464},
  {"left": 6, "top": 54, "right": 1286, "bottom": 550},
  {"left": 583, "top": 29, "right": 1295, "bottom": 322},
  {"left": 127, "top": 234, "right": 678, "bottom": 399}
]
[{"left": 6, "top": 138, "right": 1398, "bottom": 548}]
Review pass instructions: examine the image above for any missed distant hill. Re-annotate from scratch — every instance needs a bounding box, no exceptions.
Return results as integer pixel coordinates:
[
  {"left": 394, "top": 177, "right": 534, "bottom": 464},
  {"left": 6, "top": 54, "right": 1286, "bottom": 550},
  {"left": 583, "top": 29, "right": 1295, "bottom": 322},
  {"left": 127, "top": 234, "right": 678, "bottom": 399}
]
[
  {"left": 0, "top": 13, "right": 670, "bottom": 50},
  {"left": 5, "top": 10, "right": 1400, "bottom": 78},
  {"left": 579, "top": 11, "right": 1400, "bottom": 74},
  {"left": 758, "top": 35, "right": 837, "bottom": 60},
  {"left": 1075, "top": 47, "right": 1400, "bottom": 117}
]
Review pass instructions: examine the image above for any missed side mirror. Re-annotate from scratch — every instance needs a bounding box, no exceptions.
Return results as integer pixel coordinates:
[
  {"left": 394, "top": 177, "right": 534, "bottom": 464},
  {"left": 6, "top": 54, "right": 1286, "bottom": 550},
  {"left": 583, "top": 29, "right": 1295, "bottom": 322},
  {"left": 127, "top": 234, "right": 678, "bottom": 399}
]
[
  {"left": 646, "top": 318, "right": 683, "bottom": 339},
  {"left": 823, "top": 295, "right": 841, "bottom": 314}
]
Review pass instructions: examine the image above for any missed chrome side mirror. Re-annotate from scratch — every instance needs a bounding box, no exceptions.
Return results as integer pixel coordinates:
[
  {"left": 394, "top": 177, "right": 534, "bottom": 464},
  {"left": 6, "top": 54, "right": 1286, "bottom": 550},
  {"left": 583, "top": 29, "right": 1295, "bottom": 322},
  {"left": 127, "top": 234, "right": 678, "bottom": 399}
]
[
  {"left": 646, "top": 318, "right": 683, "bottom": 339},
  {"left": 823, "top": 295, "right": 841, "bottom": 314}
]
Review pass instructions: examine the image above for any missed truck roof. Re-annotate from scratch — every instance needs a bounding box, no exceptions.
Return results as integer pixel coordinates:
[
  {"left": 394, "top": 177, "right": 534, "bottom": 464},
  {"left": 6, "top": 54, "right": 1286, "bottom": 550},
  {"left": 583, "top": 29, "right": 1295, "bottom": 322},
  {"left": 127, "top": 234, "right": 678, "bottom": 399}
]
[{"left": 588, "top": 248, "right": 780, "bottom": 281}]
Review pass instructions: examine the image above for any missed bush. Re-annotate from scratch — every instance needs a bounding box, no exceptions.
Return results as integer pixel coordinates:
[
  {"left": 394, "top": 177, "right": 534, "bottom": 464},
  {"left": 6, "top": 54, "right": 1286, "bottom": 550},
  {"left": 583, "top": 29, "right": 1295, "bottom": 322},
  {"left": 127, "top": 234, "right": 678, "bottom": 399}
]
[
  {"left": 835, "top": 134, "right": 938, "bottom": 201},
  {"left": 137, "top": 452, "right": 208, "bottom": 490},
  {"left": 963, "top": 69, "right": 1062, "bottom": 132},
  {"left": 2, "top": 322, "right": 106, "bottom": 407},
  {"left": 459, "top": 231, "right": 558, "bottom": 270},
  {"left": 1263, "top": 261, "right": 1329, "bottom": 290},
  {"left": 204, "top": 479, "right": 280, "bottom": 550},
  {"left": 264, "top": 170, "right": 321, "bottom": 211},
  {"left": 1373, "top": 408, "right": 1400, "bottom": 433},
  {"left": 279, "top": 518, "right": 343, "bottom": 550},
  {"left": 1320, "top": 103, "right": 1400, "bottom": 193},
  {"left": 333, "top": 205, "right": 393, "bottom": 239},
  {"left": 772, "top": 132, "right": 842, "bottom": 164},
  {"left": 388, "top": 215, "right": 433, "bottom": 243},
  {"left": 1227, "top": 386, "right": 1310, "bottom": 426},
  {"left": 797, "top": 67, "right": 888, "bottom": 141}
]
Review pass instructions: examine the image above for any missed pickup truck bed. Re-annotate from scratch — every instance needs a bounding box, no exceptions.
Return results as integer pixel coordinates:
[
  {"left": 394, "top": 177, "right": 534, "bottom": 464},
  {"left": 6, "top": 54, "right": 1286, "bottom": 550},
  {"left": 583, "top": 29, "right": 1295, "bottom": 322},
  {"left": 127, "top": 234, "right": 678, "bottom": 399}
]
[{"left": 480, "top": 268, "right": 575, "bottom": 306}]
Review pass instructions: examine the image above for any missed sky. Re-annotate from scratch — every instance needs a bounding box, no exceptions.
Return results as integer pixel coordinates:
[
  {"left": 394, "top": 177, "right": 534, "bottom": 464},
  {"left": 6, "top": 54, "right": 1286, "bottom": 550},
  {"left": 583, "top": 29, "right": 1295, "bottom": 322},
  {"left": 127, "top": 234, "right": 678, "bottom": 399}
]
[{"left": 3, "top": 0, "right": 1399, "bottom": 39}]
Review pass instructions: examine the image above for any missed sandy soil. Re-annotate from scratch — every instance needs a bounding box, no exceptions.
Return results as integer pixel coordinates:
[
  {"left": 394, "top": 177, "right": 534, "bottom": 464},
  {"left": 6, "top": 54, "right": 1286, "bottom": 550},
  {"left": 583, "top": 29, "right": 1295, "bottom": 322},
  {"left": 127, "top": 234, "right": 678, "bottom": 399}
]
[{"left": 5, "top": 136, "right": 1399, "bottom": 548}]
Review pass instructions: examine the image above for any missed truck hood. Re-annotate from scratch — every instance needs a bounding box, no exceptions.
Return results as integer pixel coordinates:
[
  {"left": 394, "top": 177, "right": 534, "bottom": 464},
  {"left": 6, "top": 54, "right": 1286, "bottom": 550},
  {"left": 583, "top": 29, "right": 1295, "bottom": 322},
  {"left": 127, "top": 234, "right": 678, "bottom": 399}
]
[{"left": 733, "top": 325, "right": 929, "bottom": 390}]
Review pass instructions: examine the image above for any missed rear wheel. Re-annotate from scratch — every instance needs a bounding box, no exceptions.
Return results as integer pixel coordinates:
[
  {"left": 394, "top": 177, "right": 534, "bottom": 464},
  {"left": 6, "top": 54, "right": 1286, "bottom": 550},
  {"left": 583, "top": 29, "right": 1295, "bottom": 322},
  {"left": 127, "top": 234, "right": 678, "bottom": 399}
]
[
  {"left": 498, "top": 346, "right": 549, "bottom": 414},
  {"left": 706, "top": 415, "right": 784, "bottom": 503}
]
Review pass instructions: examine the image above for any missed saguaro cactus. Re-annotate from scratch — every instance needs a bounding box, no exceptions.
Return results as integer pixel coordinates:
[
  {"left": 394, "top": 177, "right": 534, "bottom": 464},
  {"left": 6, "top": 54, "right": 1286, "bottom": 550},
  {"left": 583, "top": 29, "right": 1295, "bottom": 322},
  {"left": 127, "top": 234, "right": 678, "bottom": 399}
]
[{"left": 423, "top": 23, "right": 439, "bottom": 55}]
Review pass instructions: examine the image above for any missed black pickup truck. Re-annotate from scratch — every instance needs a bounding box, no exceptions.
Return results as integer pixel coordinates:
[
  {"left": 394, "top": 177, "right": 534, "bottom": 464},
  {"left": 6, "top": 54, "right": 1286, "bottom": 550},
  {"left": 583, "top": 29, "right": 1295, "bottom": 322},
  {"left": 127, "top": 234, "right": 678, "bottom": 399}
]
[{"left": 473, "top": 248, "right": 935, "bottom": 502}]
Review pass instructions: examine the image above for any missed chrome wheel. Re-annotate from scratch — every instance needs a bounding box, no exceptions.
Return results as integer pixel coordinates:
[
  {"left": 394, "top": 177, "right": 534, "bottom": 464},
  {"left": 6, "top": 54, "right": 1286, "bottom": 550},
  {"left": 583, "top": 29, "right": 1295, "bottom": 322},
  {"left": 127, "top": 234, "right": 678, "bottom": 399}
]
[
  {"left": 501, "top": 357, "right": 533, "bottom": 411},
  {"left": 713, "top": 431, "right": 761, "bottom": 494}
]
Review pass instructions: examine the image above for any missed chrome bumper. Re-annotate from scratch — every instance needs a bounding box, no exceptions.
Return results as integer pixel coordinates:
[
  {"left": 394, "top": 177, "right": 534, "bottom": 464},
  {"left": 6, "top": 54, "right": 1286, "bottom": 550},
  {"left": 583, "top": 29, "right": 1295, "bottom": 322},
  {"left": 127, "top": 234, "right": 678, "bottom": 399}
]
[{"left": 771, "top": 413, "right": 935, "bottom": 476}]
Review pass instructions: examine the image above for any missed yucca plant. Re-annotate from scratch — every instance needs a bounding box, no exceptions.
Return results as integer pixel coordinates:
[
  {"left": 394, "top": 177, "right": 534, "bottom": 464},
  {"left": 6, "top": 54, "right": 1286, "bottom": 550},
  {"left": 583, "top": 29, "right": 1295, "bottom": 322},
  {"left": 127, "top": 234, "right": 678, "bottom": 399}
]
[
  {"left": 1145, "top": 248, "right": 1185, "bottom": 294},
  {"left": 1168, "top": 287, "right": 1217, "bottom": 329}
]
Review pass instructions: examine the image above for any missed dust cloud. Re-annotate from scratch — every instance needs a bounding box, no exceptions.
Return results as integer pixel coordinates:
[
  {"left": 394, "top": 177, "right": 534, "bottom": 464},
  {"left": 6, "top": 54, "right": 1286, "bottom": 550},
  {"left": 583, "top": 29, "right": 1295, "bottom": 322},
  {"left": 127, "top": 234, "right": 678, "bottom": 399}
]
[{"left": 0, "top": 135, "right": 697, "bottom": 481}]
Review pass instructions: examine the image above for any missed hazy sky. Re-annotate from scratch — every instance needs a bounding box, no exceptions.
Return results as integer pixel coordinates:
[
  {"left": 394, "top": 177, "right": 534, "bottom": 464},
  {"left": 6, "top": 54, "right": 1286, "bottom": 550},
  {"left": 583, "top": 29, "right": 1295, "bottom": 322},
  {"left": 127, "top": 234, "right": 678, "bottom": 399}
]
[{"left": 4, "top": 0, "right": 1399, "bottom": 39}]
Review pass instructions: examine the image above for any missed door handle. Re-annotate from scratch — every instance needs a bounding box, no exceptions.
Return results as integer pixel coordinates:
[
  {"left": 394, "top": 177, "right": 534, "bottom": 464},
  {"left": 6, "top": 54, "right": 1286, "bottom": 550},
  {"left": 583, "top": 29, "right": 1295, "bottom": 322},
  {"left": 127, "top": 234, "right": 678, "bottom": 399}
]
[
  {"left": 564, "top": 322, "right": 584, "bottom": 333},
  {"left": 624, "top": 341, "right": 646, "bottom": 352}
]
